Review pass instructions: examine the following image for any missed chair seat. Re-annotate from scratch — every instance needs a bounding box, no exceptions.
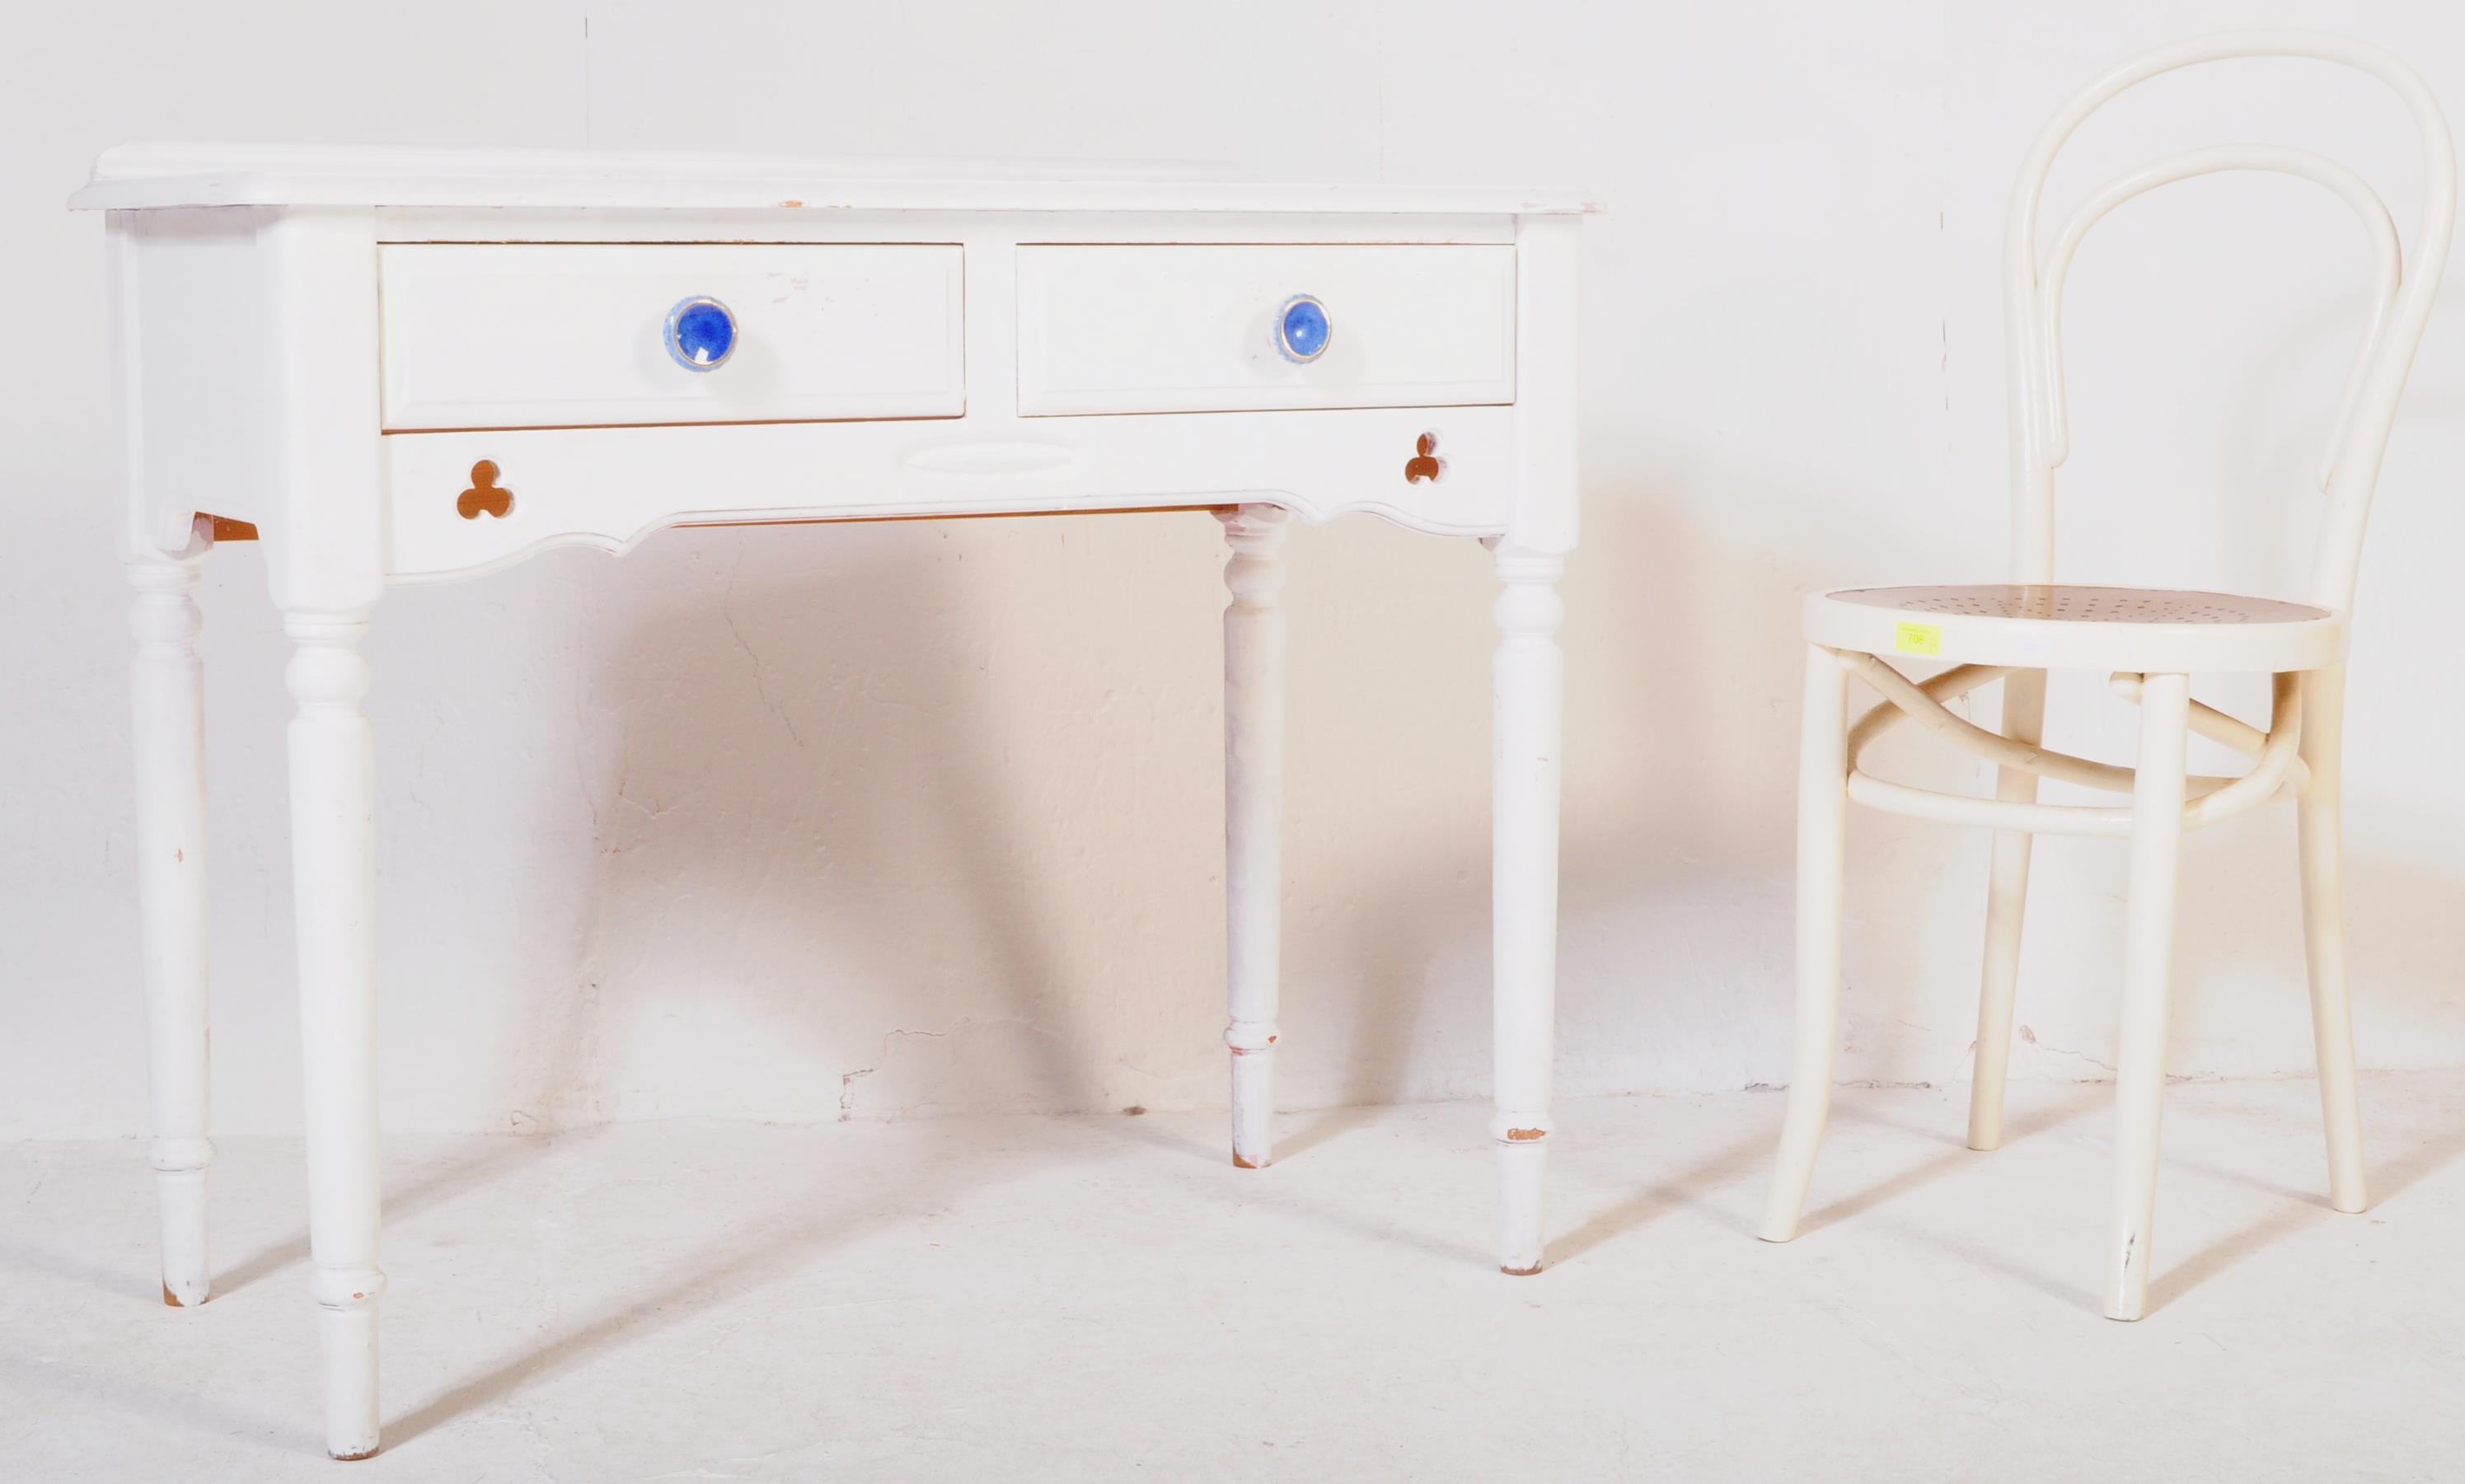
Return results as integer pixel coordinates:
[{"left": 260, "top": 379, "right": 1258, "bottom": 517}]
[{"left": 1804, "top": 583, "right": 2344, "bottom": 672}]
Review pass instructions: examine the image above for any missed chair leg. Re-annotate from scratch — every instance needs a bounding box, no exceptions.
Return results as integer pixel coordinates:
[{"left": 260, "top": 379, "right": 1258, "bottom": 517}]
[
  {"left": 286, "top": 611, "right": 387, "bottom": 1458},
  {"left": 1217, "top": 506, "right": 1287, "bottom": 1170},
  {"left": 2297, "top": 665, "right": 2367, "bottom": 1213},
  {"left": 1968, "top": 668, "right": 2046, "bottom": 1152},
  {"left": 1760, "top": 644, "right": 1851, "bottom": 1243},
  {"left": 129, "top": 555, "right": 213, "bottom": 1308},
  {"left": 2105, "top": 671, "right": 2191, "bottom": 1322}
]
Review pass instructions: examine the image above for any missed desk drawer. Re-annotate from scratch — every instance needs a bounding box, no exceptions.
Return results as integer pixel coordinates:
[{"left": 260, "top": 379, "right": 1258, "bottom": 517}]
[
  {"left": 378, "top": 244, "right": 965, "bottom": 431},
  {"left": 1015, "top": 244, "right": 1515, "bottom": 416}
]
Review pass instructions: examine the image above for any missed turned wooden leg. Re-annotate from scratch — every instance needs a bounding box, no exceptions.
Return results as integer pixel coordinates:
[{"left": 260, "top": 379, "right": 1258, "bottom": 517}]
[
  {"left": 2106, "top": 671, "right": 2190, "bottom": 1322},
  {"left": 2297, "top": 665, "right": 2367, "bottom": 1213},
  {"left": 1760, "top": 644, "right": 1852, "bottom": 1243},
  {"left": 1219, "top": 505, "right": 1289, "bottom": 1170},
  {"left": 1491, "top": 545, "right": 1564, "bottom": 1274},
  {"left": 1969, "top": 667, "right": 2046, "bottom": 1152},
  {"left": 129, "top": 555, "right": 213, "bottom": 1307},
  {"left": 285, "top": 611, "right": 385, "bottom": 1458}
]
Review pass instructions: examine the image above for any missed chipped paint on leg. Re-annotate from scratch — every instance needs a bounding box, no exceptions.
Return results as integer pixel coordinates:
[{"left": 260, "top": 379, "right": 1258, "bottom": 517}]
[{"left": 2103, "top": 1231, "right": 2150, "bottom": 1321}]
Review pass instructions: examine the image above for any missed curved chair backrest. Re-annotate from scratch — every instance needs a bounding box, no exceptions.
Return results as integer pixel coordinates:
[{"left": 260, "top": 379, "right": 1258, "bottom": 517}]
[{"left": 2005, "top": 31, "right": 2456, "bottom": 613}]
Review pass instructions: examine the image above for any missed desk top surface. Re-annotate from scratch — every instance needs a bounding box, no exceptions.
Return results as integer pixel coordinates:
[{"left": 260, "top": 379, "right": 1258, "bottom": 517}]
[{"left": 72, "top": 143, "right": 1598, "bottom": 218}]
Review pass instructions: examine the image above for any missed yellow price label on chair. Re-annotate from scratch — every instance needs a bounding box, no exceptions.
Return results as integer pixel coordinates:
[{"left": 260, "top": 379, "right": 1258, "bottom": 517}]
[{"left": 1894, "top": 620, "right": 1943, "bottom": 656}]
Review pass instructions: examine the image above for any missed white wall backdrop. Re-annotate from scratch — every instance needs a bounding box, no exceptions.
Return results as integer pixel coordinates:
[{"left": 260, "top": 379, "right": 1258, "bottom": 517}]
[{"left": 5, "top": 0, "right": 2463, "bottom": 1140}]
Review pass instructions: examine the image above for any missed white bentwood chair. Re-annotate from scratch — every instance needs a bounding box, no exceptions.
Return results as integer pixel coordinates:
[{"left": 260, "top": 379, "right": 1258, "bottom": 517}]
[{"left": 1759, "top": 32, "right": 2456, "bottom": 1321}]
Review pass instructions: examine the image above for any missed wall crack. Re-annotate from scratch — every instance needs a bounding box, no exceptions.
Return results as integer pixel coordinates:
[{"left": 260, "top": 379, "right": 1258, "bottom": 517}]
[{"left": 837, "top": 1017, "right": 1049, "bottom": 1120}]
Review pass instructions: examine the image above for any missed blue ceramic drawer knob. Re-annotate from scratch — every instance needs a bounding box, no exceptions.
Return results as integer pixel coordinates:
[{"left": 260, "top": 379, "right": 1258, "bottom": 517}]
[
  {"left": 1276, "top": 293, "right": 1332, "bottom": 363},
  {"left": 663, "top": 295, "right": 738, "bottom": 371}
]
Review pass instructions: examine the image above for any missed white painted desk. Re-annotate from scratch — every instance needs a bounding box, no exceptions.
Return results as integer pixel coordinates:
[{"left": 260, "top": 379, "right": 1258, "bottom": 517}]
[{"left": 76, "top": 146, "right": 1588, "bottom": 1460}]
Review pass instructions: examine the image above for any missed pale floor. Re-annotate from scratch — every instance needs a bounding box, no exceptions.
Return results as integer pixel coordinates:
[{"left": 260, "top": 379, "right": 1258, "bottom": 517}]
[{"left": 6, "top": 1073, "right": 2464, "bottom": 1482}]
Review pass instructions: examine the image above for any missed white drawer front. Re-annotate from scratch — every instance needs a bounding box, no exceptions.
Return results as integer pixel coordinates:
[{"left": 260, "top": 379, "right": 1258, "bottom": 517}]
[
  {"left": 379, "top": 244, "right": 965, "bottom": 430},
  {"left": 1015, "top": 245, "right": 1514, "bottom": 416},
  {"left": 382, "top": 407, "right": 1519, "bottom": 580}
]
